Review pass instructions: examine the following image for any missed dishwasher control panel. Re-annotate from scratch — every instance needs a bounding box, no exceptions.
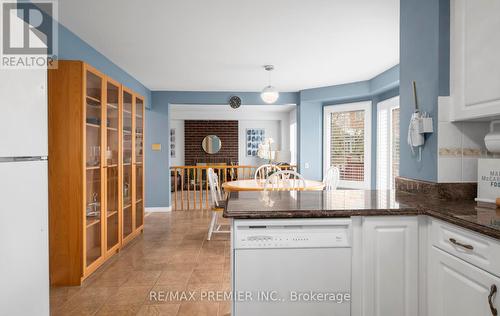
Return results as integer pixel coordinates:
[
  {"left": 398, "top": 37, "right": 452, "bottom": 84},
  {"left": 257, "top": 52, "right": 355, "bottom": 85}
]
[{"left": 234, "top": 219, "right": 351, "bottom": 249}]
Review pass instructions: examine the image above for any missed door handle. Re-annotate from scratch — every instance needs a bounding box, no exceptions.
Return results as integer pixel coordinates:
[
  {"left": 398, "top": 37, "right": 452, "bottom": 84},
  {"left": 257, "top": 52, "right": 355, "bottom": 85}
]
[
  {"left": 489, "top": 284, "right": 498, "bottom": 316},
  {"left": 449, "top": 238, "right": 474, "bottom": 250}
]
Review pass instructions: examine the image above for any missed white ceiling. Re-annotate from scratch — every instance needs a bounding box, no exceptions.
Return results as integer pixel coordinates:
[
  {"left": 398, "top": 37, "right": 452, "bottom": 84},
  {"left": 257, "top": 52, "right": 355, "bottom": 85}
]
[{"left": 58, "top": 0, "right": 399, "bottom": 92}]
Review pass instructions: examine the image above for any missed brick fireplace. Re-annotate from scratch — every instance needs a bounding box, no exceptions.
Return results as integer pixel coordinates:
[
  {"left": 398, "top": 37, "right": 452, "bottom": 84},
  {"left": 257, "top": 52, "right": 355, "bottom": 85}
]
[{"left": 184, "top": 120, "right": 238, "bottom": 165}]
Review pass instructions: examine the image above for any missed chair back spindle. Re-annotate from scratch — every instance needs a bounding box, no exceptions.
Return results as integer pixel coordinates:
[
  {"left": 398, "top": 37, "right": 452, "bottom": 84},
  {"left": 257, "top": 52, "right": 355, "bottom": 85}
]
[
  {"left": 254, "top": 164, "right": 282, "bottom": 181},
  {"left": 264, "top": 170, "right": 306, "bottom": 191},
  {"left": 323, "top": 166, "right": 340, "bottom": 191}
]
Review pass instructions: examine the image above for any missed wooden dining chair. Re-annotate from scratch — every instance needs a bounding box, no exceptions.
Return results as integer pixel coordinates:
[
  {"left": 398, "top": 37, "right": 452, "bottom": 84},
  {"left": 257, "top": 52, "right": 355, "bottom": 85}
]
[
  {"left": 264, "top": 170, "right": 306, "bottom": 191},
  {"left": 207, "top": 168, "right": 229, "bottom": 240},
  {"left": 254, "top": 164, "right": 281, "bottom": 181},
  {"left": 323, "top": 166, "right": 340, "bottom": 191}
]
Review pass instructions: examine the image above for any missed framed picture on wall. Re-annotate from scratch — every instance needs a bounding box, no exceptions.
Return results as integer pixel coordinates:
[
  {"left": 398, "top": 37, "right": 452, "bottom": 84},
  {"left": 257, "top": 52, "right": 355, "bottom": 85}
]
[
  {"left": 170, "top": 128, "right": 176, "bottom": 158},
  {"left": 246, "top": 128, "right": 265, "bottom": 157}
]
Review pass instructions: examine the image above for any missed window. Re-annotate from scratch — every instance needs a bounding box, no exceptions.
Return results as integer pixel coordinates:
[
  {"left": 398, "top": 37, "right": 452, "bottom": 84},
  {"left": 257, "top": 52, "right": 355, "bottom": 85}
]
[
  {"left": 289, "top": 109, "right": 297, "bottom": 165},
  {"left": 377, "top": 96, "right": 400, "bottom": 190},
  {"left": 324, "top": 101, "right": 372, "bottom": 189}
]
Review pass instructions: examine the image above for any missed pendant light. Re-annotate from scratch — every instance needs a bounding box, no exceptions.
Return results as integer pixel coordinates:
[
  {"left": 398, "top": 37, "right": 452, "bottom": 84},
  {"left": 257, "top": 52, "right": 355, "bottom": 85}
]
[{"left": 261, "top": 65, "right": 279, "bottom": 104}]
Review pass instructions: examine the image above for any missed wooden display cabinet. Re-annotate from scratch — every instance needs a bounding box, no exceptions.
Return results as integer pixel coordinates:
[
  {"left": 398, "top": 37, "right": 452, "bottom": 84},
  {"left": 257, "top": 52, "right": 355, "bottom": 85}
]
[{"left": 48, "top": 61, "right": 145, "bottom": 286}]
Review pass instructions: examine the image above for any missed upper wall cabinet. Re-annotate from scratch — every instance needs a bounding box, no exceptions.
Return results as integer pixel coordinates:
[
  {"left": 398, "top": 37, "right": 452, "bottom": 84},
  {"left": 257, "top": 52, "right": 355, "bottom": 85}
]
[{"left": 450, "top": 0, "right": 500, "bottom": 121}]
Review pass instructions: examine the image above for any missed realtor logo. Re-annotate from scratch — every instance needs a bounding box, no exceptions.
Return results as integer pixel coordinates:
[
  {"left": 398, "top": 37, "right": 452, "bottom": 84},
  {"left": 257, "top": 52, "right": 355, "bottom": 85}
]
[{"left": 1, "top": 0, "right": 58, "bottom": 69}]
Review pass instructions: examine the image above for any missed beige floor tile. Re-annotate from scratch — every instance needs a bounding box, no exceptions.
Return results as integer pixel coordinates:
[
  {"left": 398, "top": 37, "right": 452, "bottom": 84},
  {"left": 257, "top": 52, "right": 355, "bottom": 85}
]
[
  {"left": 136, "top": 304, "right": 180, "bottom": 316},
  {"left": 188, "top": 268, "right": 223, "bottom": 285},
  {"left": 218, "top": 301, "right": 231, "bottom": 316},
  {"left": 105, "top": 286, "right": 152, "bottom": 306},
  {"left": 122, "top": 270, "right": 162, "bottom": 287},
  {"left": 50, "top": 287, "right": 81, "bottom": 310},
  {"left": 156, "top": 269, "right": 193, "bottom": 286},
  {"left": 95, "top": 304, "right": 142, "bottom": 316},
  {"left": 50, "top": 211, "right": 230, "bottom": 315},
  {"left": 52, "top": 304, "right": 101, "bottom": 316},
  {"left": 54, "top": 287, "right": 117, "bottom": 315},
  {"left": 177, "top": 302, "right": 220, "bottom": 316}
]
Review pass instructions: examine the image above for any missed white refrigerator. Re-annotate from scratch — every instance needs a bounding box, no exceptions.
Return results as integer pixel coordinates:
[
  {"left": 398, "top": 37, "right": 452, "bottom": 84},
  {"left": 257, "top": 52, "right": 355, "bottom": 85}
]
[{"left": 0, "top": 65, "right": 50, "bottom": 315}]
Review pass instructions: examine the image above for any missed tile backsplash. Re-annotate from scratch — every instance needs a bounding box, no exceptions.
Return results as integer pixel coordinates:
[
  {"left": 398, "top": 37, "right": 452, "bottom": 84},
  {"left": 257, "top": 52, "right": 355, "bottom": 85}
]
[{"left": 437, "top": 97, "right": 498, "bottom": 182}]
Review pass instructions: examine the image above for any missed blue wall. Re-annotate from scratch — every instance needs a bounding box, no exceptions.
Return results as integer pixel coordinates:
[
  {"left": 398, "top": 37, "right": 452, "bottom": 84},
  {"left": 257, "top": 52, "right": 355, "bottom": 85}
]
[
  {"left": 33, "top": 9, "right": 155, "bottom": 204},
  {"left": 146, "top": 91, "right": 299, "bottom": 207},
  {"left": 298, "top": 65, "right": 400, "bottom": 181},
  {"left": 58, "top": 24, "right": 151, "bottom": 107},
  {"left": 399, "top": 0, "right": 450, "bottom": 182},
  {"left": 27, "top": 4, "right": 152, "bottom": 107},
  {"left": 146, "top": 68, "right": 399, "bottom": 208}
]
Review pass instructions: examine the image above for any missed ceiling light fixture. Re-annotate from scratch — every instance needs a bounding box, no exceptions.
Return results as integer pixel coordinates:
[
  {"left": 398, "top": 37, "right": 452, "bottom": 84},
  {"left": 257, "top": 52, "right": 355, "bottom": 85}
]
[{"left": 261, "top": 65, "right": 279, "bottom": 104}]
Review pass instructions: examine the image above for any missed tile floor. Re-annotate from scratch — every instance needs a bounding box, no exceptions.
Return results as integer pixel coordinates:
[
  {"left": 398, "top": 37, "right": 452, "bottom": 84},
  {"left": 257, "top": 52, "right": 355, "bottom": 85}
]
[{"left": 50, "top": 211, "right": 231, "bottom": 316}]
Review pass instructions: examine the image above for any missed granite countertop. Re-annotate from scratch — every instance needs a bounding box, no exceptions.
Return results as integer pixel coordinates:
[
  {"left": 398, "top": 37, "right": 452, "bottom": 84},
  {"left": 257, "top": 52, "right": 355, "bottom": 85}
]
[{"left": 223, "top": 190, "right": 500, "bottom": 240}]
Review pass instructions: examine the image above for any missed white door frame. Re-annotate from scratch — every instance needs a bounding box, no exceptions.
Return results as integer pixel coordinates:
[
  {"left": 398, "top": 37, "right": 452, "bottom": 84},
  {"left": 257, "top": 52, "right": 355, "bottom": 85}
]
[{"left": 376, "top": 96, "right": 399, "bottom": 190}]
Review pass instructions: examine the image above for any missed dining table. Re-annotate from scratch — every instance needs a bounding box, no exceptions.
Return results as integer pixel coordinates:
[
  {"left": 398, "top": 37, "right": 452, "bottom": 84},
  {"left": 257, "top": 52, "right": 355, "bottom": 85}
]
[{"left": 222, "top": 178, "right": 325, "bottom": 192}]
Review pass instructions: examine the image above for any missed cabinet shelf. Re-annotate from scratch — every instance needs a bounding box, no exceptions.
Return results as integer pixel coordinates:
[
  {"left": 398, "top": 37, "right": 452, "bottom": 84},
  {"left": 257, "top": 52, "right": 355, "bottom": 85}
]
[
  {"left": 86, "top": 122, "right": 100, "bottom": 129},
  {"left": 135, "top": 199, "right": 143, "bottom": 204},
  {"left": 86, "top": 217, "right": 100, "bottom": 228},
  {"left": 107, "top": 103, "right": 118, "bottom": 109},
  {"left": 86, "top": 165, "right": 100, "bottom": 170},
  {"left": 86, "top": 95, "right": 101, "bottom": 103},
  {"left": 86, "top": 103, "right": 101, "bottom": 109},
  {"left": 107, "top": 126, "right": 118, "bottom": 131},
  {"left": 107, "top": 210, "right": 118, "bottom": 218}
]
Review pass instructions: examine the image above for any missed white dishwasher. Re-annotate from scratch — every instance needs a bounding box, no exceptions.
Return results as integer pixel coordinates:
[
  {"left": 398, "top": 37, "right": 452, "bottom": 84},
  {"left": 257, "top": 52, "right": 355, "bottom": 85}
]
[{"left": 232, "top": 218, "right": 352, "bottom": 316}]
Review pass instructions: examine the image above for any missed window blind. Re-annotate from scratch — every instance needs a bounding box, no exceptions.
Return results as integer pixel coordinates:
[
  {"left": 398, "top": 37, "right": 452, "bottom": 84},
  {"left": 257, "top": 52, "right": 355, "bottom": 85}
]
[
  {"left": 377, "top": 108, "right": 389, "bottom": 190},
  {"left": 330, "top": 110, "right": 365, "bottom": 182},
  {"left": 391, "top": 108, "right": 400, "bottom": 187}
]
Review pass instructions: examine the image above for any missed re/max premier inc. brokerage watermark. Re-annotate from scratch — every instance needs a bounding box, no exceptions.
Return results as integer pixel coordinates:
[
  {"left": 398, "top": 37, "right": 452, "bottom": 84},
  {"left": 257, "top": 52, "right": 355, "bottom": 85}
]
[
  {"left": 149, "top": 290, "right": 351, "bottom": 304},
  {"left": 1, "top": 0, "right": 58, "bottom": 69}
]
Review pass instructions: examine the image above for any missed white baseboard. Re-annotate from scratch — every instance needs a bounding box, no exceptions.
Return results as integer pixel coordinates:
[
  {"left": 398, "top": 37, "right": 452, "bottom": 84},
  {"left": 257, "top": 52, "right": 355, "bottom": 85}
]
[{"left": 145, "top": 206, "right": 172, "bottom": 213}]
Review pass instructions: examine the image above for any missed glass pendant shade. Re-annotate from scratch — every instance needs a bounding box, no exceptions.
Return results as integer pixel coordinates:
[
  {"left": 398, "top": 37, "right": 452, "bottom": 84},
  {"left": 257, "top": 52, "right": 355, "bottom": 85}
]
[{"left": 261, "top": 85, "right": 279, "bottom": 104}]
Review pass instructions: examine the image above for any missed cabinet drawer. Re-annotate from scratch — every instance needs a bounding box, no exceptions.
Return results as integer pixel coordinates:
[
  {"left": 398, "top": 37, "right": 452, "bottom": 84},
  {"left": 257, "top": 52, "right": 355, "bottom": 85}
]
[{"left": 430, "top": 219, "right": 500, "bottom": 277}]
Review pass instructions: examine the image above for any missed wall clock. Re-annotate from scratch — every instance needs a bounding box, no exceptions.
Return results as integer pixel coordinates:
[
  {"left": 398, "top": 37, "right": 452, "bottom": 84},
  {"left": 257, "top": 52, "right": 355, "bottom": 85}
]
[{"left": 229, "top": 96, "right": 241, "bottom": 109}]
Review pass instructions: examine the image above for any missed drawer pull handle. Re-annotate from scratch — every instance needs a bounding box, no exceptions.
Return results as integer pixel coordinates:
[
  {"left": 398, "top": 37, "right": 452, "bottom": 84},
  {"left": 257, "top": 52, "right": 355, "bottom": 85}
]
[
  {"left": 449, "top": 238, "right": 474, "bottom": 250},
  {"left": 489, "top": 284, "right": 498, "bottom": 316}
]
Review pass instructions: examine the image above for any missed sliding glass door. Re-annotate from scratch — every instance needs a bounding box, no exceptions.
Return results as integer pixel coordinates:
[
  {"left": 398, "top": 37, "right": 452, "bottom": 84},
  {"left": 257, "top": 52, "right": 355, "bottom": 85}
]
[{"left": 323, "top": 101, "right": 372, "bottom": 189}]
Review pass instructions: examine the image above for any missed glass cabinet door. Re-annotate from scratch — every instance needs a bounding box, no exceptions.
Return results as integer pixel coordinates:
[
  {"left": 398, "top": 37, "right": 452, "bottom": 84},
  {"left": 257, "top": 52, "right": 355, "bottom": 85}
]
[
  {"left": 85, "top": 70, "right": 103, "bottom": 267},
  {"left": 135, "top": 97, "right": 144, "bottom": 229},
  {"left": 106, "top": 81, "right": 120, "bottom": 250},
  {"left": 122, "top": 91, "right": 133, "bottom": 239}
]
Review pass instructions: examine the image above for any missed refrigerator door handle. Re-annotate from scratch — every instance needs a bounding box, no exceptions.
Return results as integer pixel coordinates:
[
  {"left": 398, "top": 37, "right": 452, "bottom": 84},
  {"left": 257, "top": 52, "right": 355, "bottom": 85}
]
[{"left": 0, "top": 156, "right": 48, "bottom": 163}]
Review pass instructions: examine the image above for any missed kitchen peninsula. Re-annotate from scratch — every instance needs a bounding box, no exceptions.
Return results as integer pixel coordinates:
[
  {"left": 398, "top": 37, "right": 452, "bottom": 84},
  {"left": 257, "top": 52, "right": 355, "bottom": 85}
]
[{"left": 224, "top": 190, "right": 500, "bottom": 316}]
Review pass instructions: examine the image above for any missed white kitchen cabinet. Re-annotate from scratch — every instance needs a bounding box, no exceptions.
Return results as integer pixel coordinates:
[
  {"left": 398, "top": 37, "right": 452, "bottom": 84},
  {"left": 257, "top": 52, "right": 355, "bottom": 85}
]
[
  {"left": 428, "top": 246, "right": 499, "bottom": 316},
  {"left": 450, "top": 0, "right": 500, "bottom": 121},
  {"left": 360, "top": 217, "right": 419, "bottom": 316}
]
